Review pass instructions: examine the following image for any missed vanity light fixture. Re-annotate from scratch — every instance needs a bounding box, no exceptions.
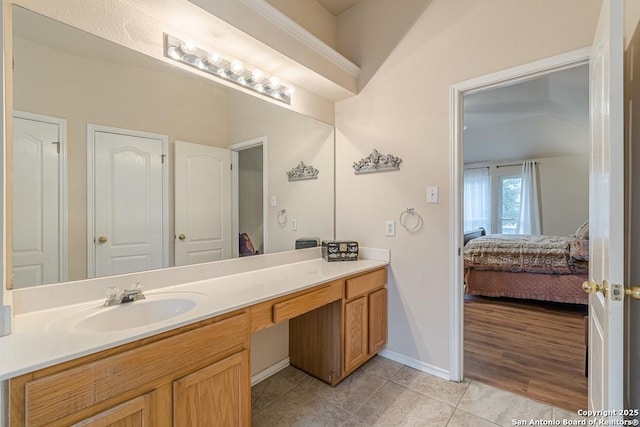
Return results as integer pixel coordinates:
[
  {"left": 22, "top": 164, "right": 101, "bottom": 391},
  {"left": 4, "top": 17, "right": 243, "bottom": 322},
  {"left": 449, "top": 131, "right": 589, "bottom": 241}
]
[{"left": 165, "top": 34, "right": 293, "bottom": 104}]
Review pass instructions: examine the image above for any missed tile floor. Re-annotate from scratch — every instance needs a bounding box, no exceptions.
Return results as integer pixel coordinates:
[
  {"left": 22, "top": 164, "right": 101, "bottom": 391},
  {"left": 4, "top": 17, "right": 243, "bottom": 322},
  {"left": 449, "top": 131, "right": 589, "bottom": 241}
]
[{"left": 251, "top": 356, "right": 588, "bottom": 427}]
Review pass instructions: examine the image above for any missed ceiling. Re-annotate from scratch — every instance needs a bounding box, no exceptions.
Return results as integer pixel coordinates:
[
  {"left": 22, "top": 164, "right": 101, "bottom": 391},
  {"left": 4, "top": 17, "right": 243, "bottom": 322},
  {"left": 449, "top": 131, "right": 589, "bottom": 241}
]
[
  {"left": 463, "top": 64, "right": 589, "bottom": 164},
  {"left": 315, "top": 0, "right": 362, "bottom": 16}
]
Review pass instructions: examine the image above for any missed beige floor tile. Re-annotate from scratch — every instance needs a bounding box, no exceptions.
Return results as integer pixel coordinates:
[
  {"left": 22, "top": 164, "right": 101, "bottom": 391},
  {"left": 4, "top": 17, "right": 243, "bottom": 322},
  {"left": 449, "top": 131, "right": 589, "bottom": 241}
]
[
  {"left": 355, "top": 382, "right": 454, "bottom": 427},
  {"left": 552, "top": 407, "right": 589, "bottom": 421},
  {"left": 342, "top": 415, "right": 374, "bottom": 426},
  {"left": 358, "top": 356, "right": 403, "bottom": 380},
  {"left": 252, "top": 387, "right": 351, "bottom": 427},
  {"left": 277, "top": 365, "right": 312, "bottom": 384},
  {"left": 251, "top": 371, "right": 299, "bottom": 414},
  {"left": 457, "top": 382, "right": 552, "bottom": 427},
  {"left": 300, "top": 369, "right": 386, "bottom": 413},
  {"left": 390, "top": 365, "right": 470, "bottom": 406},
  {"left": 447, "top": 409, "right": 500, "bottom": 427}
]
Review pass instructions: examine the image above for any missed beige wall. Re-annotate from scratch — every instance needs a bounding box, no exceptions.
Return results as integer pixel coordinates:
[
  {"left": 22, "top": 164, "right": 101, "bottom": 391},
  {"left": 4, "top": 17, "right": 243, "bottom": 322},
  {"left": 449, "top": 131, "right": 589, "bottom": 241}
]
[
  {"left": 266, "top": 0, "right": 336, "bottom": 48},
  {"left": 228, "top": 92, "right": 335, "bottom": 254},
  {"left": 335, "top": 0, "right": 602, "bottom": 372},
  {"left": 14, "top": 37, "right": 228, "bottom": 281}
]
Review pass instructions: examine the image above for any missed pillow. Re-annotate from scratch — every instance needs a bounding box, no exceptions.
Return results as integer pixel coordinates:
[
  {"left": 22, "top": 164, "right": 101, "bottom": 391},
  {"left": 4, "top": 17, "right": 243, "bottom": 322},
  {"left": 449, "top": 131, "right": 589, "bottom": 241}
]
[{"left": 575, "top": 221, "right": 589, "bottom": 239}]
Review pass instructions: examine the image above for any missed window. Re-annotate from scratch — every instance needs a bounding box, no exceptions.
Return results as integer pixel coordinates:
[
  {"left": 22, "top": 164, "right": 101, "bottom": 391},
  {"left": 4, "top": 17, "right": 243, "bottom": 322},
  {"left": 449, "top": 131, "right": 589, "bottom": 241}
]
[{"left": 499, "top": 175, "right": 521, "bottom": 234}]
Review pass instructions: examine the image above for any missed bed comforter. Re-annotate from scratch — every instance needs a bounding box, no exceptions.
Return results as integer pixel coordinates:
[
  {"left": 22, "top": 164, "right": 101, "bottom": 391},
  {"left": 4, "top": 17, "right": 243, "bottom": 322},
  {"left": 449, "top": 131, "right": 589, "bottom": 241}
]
[{"left": 463, "top": 234, "right": 588, "bottom": 275}]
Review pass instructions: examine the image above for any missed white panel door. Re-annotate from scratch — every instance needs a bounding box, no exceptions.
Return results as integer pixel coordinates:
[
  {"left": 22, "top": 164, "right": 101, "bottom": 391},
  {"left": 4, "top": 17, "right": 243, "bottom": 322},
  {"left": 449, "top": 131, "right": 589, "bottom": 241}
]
[
  {"left": 90, "top": 126, "right": 167, "bottom": 277},
  {"left": 587, "top": 0, "right": 624, "bottom": 414},
  {"left": 174, "top": 141, "right": 231, "bottom": 266},
  {"left": 12, "top": 112, "right": 65, "bottom": 287}
]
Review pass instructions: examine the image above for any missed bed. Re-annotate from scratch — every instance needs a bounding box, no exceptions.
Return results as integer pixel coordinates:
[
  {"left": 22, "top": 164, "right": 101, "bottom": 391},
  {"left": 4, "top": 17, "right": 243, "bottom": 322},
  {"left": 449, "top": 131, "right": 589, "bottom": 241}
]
[{"left": 463, "top": 222, "right": 589, "bottom": 304}]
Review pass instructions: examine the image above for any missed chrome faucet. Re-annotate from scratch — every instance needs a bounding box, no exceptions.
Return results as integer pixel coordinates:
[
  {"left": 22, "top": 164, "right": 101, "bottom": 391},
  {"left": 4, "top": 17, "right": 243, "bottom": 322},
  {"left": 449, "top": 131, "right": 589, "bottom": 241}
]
[{"left": 104, "top": 283, "right": 146, "bottom": 306}]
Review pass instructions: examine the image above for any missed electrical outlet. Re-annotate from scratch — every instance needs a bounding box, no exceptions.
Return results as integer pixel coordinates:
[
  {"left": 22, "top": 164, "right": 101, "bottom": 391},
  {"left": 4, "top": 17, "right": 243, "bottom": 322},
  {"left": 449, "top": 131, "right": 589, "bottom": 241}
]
[
  {"left": 385, "top": 220, "right": 396, "bottom": 236},
  {"left": 427, "top": 186, "right": 439, "bottom": 203},
  {"left": 291, "top": 218, "right": 297, "bottom": 231}
]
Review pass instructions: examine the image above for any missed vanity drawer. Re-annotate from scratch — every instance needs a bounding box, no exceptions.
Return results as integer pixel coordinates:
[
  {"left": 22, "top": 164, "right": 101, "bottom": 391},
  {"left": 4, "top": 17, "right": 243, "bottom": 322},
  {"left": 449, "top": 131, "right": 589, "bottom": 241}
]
[
  {"left": 251, "top": 280, "right": 343, "bottom": 332},
  {"left": 273, "top": 281, "right": 342, "bottom": 323},
  {"left": 20, "top": 310, "right": 249, "bottom": 427},
  {"left": 345, "top": 268, "right": 387, "bottom": 300}
]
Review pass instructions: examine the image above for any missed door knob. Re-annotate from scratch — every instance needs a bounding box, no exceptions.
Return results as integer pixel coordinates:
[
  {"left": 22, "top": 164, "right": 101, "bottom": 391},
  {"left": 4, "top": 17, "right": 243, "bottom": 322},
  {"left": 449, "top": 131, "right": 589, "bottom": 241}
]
[
  {"left": 98, "top": 235, "right": 108, "bottom": 244},
  {"left": 582, "top": 280, "right": 608, "bottom": 297},
  {"left": 178, "top": 233, "right": 186, "bottom": 240},
  {"left": 626, "top": 286, "right": 640, "bottom": 300}
]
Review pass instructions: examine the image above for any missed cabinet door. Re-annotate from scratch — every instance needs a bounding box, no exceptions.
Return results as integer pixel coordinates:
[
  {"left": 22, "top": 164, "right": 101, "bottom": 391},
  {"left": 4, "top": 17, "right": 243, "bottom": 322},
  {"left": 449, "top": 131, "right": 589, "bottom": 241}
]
[
  {"left": 71, "top": 394, "right": 153, "bottom": 427},
  {"left": 173, "top": 350, "right": 250, "bottom": 426},
  {"left": 368, "top": 288, "right": 388, "bottom": 355},
  {"left": 344, "top": 296, "right": 368, "bottom": 373}
]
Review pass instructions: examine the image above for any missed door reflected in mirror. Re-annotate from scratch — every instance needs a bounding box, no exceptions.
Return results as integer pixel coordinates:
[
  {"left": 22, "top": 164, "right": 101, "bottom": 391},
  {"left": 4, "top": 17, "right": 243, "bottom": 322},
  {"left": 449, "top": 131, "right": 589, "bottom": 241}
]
[{"left": 10, "top": 6, "right": 334, "bottom": 289}]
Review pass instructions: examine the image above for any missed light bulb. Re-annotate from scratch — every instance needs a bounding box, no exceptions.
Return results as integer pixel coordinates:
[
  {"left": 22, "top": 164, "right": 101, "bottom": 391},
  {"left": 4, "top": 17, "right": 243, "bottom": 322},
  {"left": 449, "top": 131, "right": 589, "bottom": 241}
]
[
  {"left": 268, "top": 77, "right": 281, "bottom": 90},
  {"left": 255, "top": 83, "right": 264, "bottom": 92},
  {"left": 228, "top": 60, "right": 245, "bottom": 76},
  {"left": 194, "top": 58, "right": 206, "bottom": 70},
  {"left": 167, "top": 46, "right": 181, "bottom": 60},
  {"left": 284, "top": 86, "right": 295, "bottom": 97},
  {"left": 237, "top": 77, "right": 247, "bottom": 85},
  {"left": 180, "top": 40, "right": 197, "bottom": 55},
  {"left": 250, "top": 69, "right": 264, "bottom": 83},
  {"left": 206, "top": 52, "right": 222, "bottom": 67}
]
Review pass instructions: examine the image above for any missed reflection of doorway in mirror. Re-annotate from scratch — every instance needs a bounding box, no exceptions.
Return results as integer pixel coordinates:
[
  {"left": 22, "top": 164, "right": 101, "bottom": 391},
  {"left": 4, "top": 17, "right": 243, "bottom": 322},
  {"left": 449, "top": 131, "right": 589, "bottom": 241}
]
[
  {"left": 87, "top": 125, "right": 168, "bottom": 278},
  {"left": 12, "top": 111, "right": 67, "bottom": 288},
  {"left": 174, "top": 141, "right": 232, "bottom": 266},
  {"left": 230, "top": 138, "right": 267, "bottom": 258}
]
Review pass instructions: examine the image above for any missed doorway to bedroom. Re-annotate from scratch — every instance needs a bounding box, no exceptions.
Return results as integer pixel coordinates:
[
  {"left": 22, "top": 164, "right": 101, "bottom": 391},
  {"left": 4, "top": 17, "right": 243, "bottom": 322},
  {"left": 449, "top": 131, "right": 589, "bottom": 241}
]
[{"left": 454, "top": 54, "right": 590, "bottom": 411}]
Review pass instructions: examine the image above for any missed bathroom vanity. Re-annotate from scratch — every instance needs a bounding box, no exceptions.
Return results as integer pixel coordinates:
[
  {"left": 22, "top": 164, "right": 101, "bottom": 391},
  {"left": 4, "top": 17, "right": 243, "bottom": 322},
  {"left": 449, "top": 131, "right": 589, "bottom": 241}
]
[{"left": 3, "top": 257, "right": 388, "bottom": 426}]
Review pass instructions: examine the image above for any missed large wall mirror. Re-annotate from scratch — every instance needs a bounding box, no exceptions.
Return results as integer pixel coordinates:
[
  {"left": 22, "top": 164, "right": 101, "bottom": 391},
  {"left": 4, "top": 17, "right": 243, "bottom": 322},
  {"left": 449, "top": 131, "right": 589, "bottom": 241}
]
[{"left": 9, "top": 5, "right": 335, "bottom": 289}]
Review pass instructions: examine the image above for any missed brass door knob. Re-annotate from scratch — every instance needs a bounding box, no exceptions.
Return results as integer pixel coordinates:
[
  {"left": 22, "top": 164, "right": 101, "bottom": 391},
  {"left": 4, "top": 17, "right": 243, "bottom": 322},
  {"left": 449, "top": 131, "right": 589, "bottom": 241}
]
[
  {"left": 178, "top": 233, "right": 186, "bottom": 240},
  {"left": 98, "top": 235, "right": 108, "bottom": 244},
  {"left": 626, "top": 287, "right": 640, "bottom": 300},
  {"left": 582, "top": 280, "right": 608, "bottom": 296}
]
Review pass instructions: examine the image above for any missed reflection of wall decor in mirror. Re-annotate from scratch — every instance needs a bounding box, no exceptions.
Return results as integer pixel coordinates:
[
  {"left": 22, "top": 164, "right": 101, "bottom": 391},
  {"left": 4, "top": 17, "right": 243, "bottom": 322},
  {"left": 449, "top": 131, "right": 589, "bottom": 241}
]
[
  {"left": 276, "top": 209, "right": 288, "bottom": 227},
  {"left": 287, "top": 161, "right": 319, "bottom": 181},
  {"left": 9, "top": 6, "right": 335, "bottom": 289},
  {"left": 165, "top": 35, "right": 293, "bottom": 104},
  {"left": 353, "top": 149, "right": 402, "bottom": 174}
]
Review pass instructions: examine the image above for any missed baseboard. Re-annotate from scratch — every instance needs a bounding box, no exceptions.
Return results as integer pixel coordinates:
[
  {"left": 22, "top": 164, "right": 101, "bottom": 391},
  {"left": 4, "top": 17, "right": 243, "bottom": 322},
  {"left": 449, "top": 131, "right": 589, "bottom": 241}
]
[
  {"left": 250, "top": 357, "right": 290, "bottom": 386},
  {"left": 378, "top": 349, "right": 451, "bottom": 381}
]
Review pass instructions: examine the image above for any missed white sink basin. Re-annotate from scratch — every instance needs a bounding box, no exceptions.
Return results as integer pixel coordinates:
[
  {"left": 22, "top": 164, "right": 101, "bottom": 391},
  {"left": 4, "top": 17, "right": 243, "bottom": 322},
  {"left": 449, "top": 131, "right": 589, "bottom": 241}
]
[{"left": 49, "top": 291, "right": 210, "bottom": 334}]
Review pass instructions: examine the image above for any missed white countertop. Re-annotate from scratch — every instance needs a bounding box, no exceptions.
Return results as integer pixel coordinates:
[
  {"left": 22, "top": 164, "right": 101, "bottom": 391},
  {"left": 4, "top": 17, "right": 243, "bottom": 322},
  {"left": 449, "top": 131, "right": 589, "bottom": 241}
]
[{"left": 0, "top": 257, "right": 387, "bottom": 381}]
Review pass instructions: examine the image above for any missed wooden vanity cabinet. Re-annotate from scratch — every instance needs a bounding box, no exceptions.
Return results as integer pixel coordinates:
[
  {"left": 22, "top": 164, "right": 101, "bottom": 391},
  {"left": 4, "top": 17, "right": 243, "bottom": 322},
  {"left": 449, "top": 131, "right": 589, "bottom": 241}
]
[
  {"left": 9, "top": 309, "right": 250, "bottom": 427},
  {"left": 289, "top": 267, "right": 388, "bottom": 386},
  {"left": 343, "top": 269, "right": 388, "bottom": 376}
]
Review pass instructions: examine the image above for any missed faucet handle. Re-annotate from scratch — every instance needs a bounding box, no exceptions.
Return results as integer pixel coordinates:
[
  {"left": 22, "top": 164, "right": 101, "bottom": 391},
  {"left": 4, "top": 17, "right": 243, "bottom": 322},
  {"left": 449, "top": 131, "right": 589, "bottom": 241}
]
[
  {"left": 104, "top": 286, "right": 120, "bottom": 306},
  {"left": 106, "top": 286, "right": 119, "bottom": 299}
]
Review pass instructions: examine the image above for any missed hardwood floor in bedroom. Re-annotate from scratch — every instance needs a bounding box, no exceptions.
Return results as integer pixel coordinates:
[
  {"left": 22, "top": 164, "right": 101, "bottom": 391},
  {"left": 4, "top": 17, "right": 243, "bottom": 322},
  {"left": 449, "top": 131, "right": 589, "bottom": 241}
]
[{"left": 464, "top": 295, "right": 588, "bottom": 412}]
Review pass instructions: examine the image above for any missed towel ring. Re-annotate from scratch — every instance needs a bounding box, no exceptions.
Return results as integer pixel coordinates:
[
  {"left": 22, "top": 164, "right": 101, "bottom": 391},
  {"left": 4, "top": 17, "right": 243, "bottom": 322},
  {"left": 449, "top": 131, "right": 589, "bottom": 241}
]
[
  {"left": 399, "top": 208, "right": 422, "bottom": 232},
  {"left": 277, "top": 209, "right": 287, "bottom": 227}
]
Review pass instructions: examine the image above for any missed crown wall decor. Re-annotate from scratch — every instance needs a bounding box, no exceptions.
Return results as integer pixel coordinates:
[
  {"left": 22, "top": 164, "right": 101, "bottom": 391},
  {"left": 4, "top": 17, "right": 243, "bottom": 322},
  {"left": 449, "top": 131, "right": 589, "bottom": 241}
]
[
  {"left": 353, "top": 149, "right": 402, "bottom": 174},
  {"left": 287, "top": 161, "right": 319, "bottom": 181}
]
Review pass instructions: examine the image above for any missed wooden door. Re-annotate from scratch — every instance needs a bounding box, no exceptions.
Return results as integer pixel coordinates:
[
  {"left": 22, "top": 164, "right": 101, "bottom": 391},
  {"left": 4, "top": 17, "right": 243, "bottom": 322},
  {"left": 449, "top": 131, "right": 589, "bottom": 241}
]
[
  {"left": 12, "top": 112, "right": 66, "bottom": 287},
  {"left": 587, "top": 0, "right": 625, "bottom": 414},
  {"left": 174, "top": 140, "right": 232, "bottom": 266},
  {"left": 71, "top": 394, "right": 153, "bottom": 427},
  {"left": 173, "top": 350, "right": 250, "bottom": 426},
  {"left": 88, "top": 125, "right": 167, "bottom": 278},
  {"left": 344, "top": 296, "right": 368, "bottom": 373},
  {"left": 368, "top": 288, "right": 387, "bottom": 355}
]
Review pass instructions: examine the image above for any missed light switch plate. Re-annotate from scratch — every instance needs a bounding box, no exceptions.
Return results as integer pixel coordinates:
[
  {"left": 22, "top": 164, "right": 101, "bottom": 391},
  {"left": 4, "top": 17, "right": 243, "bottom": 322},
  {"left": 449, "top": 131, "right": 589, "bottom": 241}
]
[
  {"left": 270, "top": 195, "right": 277, "bottom": 207},
  {"left": 427, "top": 186, "right": 439, "bottom": 204},
  {"left": 291, "top": 218, "right": 297, "bottom": 231}
]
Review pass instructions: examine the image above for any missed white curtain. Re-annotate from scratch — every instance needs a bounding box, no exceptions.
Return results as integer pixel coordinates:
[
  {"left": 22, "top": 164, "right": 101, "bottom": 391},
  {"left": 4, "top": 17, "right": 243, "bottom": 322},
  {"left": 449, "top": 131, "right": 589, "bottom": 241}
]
[
  {"left": 517, "top": 161, "right": 541, "bottom": 235},
  {"left": 464, "top": 168, "right": 491, "bottom": 233}
]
